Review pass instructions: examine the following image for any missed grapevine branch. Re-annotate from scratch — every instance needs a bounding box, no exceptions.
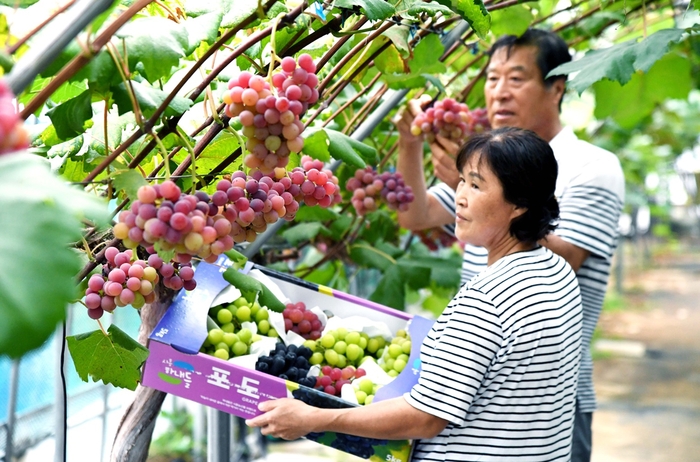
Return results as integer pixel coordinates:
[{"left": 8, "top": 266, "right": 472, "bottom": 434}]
[
  {"left": 6, "top": 0, "right": 76, "bottom": 54},
  {"left": 20, "top": 0, "right": 155, "bottom": 118}
]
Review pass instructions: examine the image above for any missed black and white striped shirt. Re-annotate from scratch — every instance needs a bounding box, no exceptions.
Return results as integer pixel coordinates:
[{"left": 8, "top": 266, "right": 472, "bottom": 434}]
[
  {"left": 406, "top": 247, "right": 582, "bottom": 461},
  {"left": 427, "top": 127, "right": 624, "bottom": 413}
]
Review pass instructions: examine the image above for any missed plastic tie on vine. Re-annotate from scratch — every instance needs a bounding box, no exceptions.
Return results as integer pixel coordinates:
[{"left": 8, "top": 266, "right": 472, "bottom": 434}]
[
  {"left": 409, "top": 23, "right": 418, "bottom": 41},
  {"left": 314, "top": 1, "right": 327, "bottom": 21}
]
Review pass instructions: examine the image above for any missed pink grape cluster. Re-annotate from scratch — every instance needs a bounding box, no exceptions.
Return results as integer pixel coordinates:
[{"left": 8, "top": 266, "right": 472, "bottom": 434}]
[
  {"left": 223, "top": 54, "right": 319, "bottom": 174},
  {"left": 83, "top": 247, "right": 194, "bottom": 320},
  {"left": 289, "top": 155, "right": 342, "bottom": 208},
  {"left": 409, "top": 99, "right": 491, "bottom": 144},
  {"left": 221, "top": 169, "right": 301, "bottom": 243},
  {"left": 0, "top": 80, "right": 29, "bottom": 155},
  {"left": 283, "top": 301, "right": 323, "bottom": 340},
  {"left": 466, "top": 107, "right": 490, "bottom": 135},
  {"left": 410, "top": 98, "right": 471, "bottom": 143},
  {"left": 315, "top": 365, "right": 367, "bottom": 397},
  {"left": 346, "top": 168, "right": 415, "bottom": 215},
  {"left": 114, "top": 180, "right": 235, "bottom": 263}
]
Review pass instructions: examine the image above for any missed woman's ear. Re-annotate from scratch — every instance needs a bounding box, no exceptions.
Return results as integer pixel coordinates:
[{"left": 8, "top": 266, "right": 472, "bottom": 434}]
[{"left": 511, "top": 205, "right": 527, "bottom": 220}]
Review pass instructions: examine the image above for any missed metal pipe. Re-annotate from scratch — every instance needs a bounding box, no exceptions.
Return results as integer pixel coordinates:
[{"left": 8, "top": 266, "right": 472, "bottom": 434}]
[
  {"left": 55, "top": 311, "right": 71, "bottom": 462},
  {"left": 207, "top": 408, "right": 230, "bottom": 462},
  {"left": 5, "top": 359, "right": 20, "bottom": 462},
  {"left": 4, "top": 0, "right": 116, "bottom": 95}
]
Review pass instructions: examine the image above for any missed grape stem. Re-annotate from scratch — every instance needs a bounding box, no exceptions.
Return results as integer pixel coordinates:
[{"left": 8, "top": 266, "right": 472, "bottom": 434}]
[
  {"left": 151, "top": 130, "right": 171, "bottom": 179},
  {"left": 267, "top": 12, "right": 288, "bottom": 84},
  {"left": 175, "top": 126, "right": 198, "bottom": 192},
  {"left": 96, "top": 319, "right": 109, "bottom": 337},
  {"left": 106, "top": 41, "right": 144, "bottom": 127}
]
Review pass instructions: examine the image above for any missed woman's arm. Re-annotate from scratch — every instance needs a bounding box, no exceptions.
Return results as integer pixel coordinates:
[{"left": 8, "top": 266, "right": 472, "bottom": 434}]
[{"left": 246, "top": 395, "right": 448, "bottom": 441}]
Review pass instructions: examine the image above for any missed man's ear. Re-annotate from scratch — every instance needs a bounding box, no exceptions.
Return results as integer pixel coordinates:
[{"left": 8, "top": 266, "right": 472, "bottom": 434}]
[{"left": 550, "top": 79, "right": 566, "bottom": 106}]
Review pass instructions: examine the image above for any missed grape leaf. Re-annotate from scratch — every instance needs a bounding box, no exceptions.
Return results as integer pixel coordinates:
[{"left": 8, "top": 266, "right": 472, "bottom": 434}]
[
  {"left": 222, "top": 0, "right": 261, "bottom": 28},
  {"left": 111, "top": 81, "right": 193, "bottom": 118},
  {"left": 46, "top": 90, "right": 93, "bottom": 140},
  {"left": 547, "top": 27, "right": 686, "bottom": 94},
  {"left": 358, "top": 210, "right": 397, "bottom": 244},
  {"left": 282, "top": 222, "right": 332, "bottom": 246},
  {"left": 349, "top": 240, "right": 396, "bottom": 271},
  {"left": 369, "top": 265, "right": 404, "bottom": 309},
  {"left": 433, "top": 0, "right": 491, "bottom": 39},
  {"left": 66, "top": 324, "right": 149, "bottom": 390},
  {"left": 401, "top": 0, "right": 453, "bottom": 18},
  {"left": 0, "top": 0, "right": 40, "bottom": 5},
  {"left": 325, "top": 129, "right": 376, "bottom": 167},
  {"left": 184, "top": 0, "right": 229, "bottom": 16},
  {"left": 86, "top": 111, "right": 126, "bottom": 159},
  {"left": 112, "top": 169, "right": 148, "bottom": 201},
  {"left": 489, "top": 4, "right": 532, "bottom": 38},
  {"left": 115, "top": 17, "right": 189, "bottom": 82},
  {"left": 302, "top": 129, "right": 331, "bottom": 163},
  {"left": 375, "top": 44, "right": 406, "bottom": 74},
  {"left": 335, "top": 0, "right": 395, "bottom": 21},
  {"left": 294, "top": 206, "right": 341, "bottom": 222},
  {"left": 399, "top": 254, "right": 462, "bottom": 288},
  {"left": 0, "top": 153, "right": 110, "bottom": 359},
  {"left": 47, "top": 135, "right": 85, "bottom": 166},
  {"left": 383, "top": 26, "right": 411, "bottom": 57},
  {"left": 383, "top": 34, "right": 447, "bottom": 89},
  {"left": 183, "top": 12, "right": 223, "bottom": 54},
  {"left": 593, "top": 53, "right": 692, "bottom": 129}
]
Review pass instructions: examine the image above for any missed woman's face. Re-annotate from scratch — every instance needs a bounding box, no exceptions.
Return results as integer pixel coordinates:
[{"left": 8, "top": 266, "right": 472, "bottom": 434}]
[{"left": 455, "top": 153, "right": 523, "bottom": 249}]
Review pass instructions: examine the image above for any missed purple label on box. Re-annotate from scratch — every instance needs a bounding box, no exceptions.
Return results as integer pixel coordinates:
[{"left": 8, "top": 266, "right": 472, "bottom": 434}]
[{"left": 142, "top": 341, "right": 288, "bottom": 418}]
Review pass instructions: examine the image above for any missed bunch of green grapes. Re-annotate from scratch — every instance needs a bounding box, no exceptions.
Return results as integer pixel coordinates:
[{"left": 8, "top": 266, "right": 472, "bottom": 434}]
[
  {"left": 377, "top": 329, "right": 411, "bottom": 377},
  {"left": 201, "top": 296, "right": 279, "bottom": 360}
]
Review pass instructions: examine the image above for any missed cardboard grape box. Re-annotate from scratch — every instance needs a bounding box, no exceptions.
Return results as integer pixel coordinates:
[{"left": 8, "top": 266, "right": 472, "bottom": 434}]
[{"left": 141, "top": 254, "right": 434, "bottom": 462}]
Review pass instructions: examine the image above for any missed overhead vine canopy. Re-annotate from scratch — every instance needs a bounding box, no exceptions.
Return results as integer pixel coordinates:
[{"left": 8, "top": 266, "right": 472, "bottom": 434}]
[{"left": 1, "top": 0, "right": 699, "bottom": 359}]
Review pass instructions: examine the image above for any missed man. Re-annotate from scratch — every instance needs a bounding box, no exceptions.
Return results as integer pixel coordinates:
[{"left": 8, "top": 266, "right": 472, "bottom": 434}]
[{"left": 396, "top": 28, "right": 625, "bottom": 462}]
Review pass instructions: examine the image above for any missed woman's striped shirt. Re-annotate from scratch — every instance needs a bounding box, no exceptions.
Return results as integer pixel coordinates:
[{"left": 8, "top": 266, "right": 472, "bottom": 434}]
[
  {"left": 427, "top": 127, "right": 624, "bottom": 413},
  {"left": 406, "top": 247, "right": 582, "bottom": 461}
]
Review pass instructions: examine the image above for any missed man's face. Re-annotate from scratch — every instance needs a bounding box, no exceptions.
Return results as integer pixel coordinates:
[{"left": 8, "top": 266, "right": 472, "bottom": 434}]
[{"left": 484, "top": 46, "right": 563, "bottom": 141}]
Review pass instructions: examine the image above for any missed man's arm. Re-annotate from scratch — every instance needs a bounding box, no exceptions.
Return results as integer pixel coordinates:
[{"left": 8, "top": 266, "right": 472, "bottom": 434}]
[
  {"left": 396, "top": 99, "right": 455, "bottom": 231},
  {"left": 540, "top": 234, "right": 590, "bottom": 272},
  {"left": 430, "top": 134, "right": 461, "bottom": 191},
  {"left": 246, "top": 396, "right": 448, "bottom": 441}
]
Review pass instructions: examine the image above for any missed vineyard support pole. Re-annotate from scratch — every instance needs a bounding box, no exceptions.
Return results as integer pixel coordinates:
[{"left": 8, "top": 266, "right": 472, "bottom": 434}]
[
  {"left": 208, "top": 408, "right": 231, "bottom": 462},
  {"left": 5, "top": 360, "right": 19, "bottom": 462},
  {"left": 4, "top": 0, "right": 116, "bottom": 95},
  {"left": 54, "top": 308, "right": 71, "bottom": 462}
]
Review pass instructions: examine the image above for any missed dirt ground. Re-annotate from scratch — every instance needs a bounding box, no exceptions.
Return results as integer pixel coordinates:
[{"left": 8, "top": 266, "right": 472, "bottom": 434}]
[{"left": 591, "top": 240, "right": 700, "bottom": 462}]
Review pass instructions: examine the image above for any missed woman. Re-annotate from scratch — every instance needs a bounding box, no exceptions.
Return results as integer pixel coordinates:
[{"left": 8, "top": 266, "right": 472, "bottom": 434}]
[{"left": 247, "top": 127, "right": 583, "bottom": 461}]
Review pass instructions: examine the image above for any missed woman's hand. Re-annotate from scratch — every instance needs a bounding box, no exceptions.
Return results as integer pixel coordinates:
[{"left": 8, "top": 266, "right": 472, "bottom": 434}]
[{"left": 246, "top": 398, "right": 318, "bottom": 440}]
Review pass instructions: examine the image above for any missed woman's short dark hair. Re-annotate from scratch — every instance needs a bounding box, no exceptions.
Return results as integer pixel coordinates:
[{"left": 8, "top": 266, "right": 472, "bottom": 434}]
[{"left": 456, "top": 127, "right": 559, "bottom": 243}]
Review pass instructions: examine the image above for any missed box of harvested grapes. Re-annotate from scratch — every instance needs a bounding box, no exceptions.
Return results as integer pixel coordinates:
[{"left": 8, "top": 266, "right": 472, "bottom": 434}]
[{"left": 141, "top": 254, "right": 434, "bottom": 462}]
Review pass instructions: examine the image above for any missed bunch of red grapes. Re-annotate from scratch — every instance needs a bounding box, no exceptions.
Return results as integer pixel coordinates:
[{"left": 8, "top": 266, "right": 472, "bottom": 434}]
[
  {"left": 410, "top": 98, "right": 490, "bottom": 143},
  {"left": 223, "top": 54, "right": 319, "bottom": 174},
  {"left": 282, "top": 301, "right": 323, "bottom": 340},
  {"left": 83, "top": 247, "right": 195, "bottom": 319},
  {"left": 0, "top": 80, "right": 29, "bottom": 155},
  {"left": 315, "top": 365, "right": 367, "bottom": 397},
  {"left": 346, "top": 167, "right": 414, "bottom": 215},
  {"left": 290, "top": 155, "right": 342, "bottom": 208}
]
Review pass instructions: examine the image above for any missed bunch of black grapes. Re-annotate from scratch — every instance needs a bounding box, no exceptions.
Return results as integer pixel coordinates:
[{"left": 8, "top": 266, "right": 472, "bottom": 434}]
[{"left": 255, "top": 343, "right": 316, "bottom": 388}]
